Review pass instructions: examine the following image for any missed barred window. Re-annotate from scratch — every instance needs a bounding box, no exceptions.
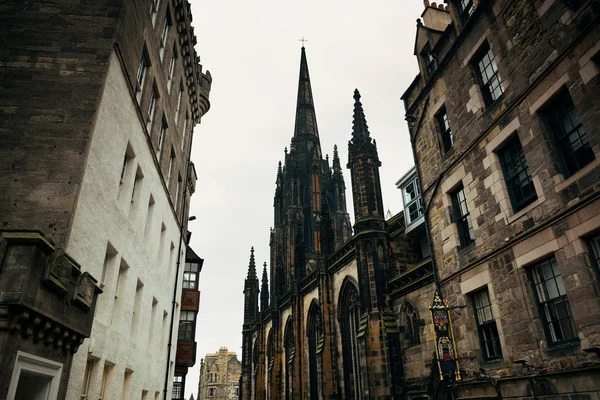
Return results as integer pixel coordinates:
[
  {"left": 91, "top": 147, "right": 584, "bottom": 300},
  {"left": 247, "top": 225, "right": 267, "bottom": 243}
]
[
  {"left": 530, "top": 257, "right": 578, "bottom": 345},
  {"left": 437, "top": 107, "right": 453, "bottom": 153},
  {"left": 473, "top": 289, "right": 502, "bottom": 360},
  {"left": 543, "top": 91, "right": 594, "bottom": 177},
  {"left": 451, "top": 185, "right": 475, "bottom": 247},
  {"left": 475, "top": 45, "right": 504, "bottom": 105},
  {"left": 498, "top": 135, "right": 537, "bottom": 212}
]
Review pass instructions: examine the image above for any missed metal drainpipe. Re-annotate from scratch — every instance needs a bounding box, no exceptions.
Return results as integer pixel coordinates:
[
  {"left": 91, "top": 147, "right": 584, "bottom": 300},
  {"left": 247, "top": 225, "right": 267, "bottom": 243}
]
[{"left": 163, "top": 126, "right": 195, "bottom": 400}]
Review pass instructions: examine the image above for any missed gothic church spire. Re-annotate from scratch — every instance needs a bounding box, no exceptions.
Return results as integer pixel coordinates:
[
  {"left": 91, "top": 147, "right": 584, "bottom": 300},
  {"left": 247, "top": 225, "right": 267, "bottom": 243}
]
[{"left": 293, "top": 47, "right": 319, "bottom": 138}]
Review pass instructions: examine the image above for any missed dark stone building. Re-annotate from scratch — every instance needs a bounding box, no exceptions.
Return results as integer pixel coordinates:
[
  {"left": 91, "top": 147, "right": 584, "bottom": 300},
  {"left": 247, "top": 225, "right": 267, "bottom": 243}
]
[
  {"left": 0, "top": 0, "right": 210, "bottom": 398},
  {"left": 400, "top": 0, "right": 600, "bottom": 398}
]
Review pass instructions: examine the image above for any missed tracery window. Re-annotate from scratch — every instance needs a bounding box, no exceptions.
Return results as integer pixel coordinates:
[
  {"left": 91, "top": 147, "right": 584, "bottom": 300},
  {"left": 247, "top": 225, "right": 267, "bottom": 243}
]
[
  {"left": 307, "top": 304, "right": 323, "bottom": 400},
  {"left": 405, "top": 301, "right": 421, "bottom": 347},
  {"left": 284, "top": 319, "right": 295, "bottom": 400},
  {"left": 340, "top": 281, "right": 362, "bottom": 400}
]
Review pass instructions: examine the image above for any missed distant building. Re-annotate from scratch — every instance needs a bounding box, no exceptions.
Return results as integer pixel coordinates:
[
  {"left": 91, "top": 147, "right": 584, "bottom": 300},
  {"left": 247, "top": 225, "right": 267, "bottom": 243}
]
[
  {"left": 173, "top": 245, "right": 204, "bottom": 400},
  {"left": 0, "top": 0, "right": 210, "bottom": 399},
  {"left": 198, "top": 347, "right": 241, "bottom": 399}
]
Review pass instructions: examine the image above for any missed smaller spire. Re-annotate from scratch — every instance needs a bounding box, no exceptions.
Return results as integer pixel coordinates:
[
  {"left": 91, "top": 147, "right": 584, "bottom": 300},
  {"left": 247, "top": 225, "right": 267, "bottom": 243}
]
[
  {"left": 332, "top": 144, "right": 342, "bottom": 172},
  {"left": 247, "top": 246, "right": 257, "bottom": 280},
  {"left": 261, "top": 262, "right": 270, "bottom": 311},
  {"left": 352, "top": 89, "right": 371, "bottom": 140},
  {"left": 277, "top": 161, "right": 283, "bottom": 176}
]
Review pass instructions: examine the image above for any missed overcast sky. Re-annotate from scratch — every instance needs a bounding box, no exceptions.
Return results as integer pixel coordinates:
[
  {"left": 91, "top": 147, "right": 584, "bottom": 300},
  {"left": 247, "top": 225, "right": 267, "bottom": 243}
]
[{"left": 187, "top": 1, "right": 425, "bottom": 397}]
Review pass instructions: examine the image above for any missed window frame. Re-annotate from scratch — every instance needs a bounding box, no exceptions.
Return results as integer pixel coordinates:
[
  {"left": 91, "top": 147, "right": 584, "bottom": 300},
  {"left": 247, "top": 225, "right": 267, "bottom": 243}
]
[
  {"left": 451, "top": 185, "right": 475, "bottom": 248},
  {"left": 172, "top": 374, "right": 184, "bottom": 400},
  {"left": 529, "top": 257, "right": 578, "bottom": 347},
  {"left": 542, "top": 90, "right": 595, "bottom": 178},
  {"left": 472, "top": 288, "right": 503, "bottom": 361},
  {"left": 177, "top": 310, "right": 196, "bottom": 340},
  {"left": 402, "top": 177, "right": 423, "bottom": 226},
  {"left": 473, "top": 44, "right": 504, "bottom": 106},
  {"left": 437, "top": 107, "right": 453, "bottom": 153},
  {"left": 587, "top": 233, "right": 600, "bottom": 281},
  {"left": 157, "top": 116, "right": 167, "bottom": 162},
  {"left": 497, "top": 135, "right": 537, "bottom": 212},
  {"left": 183, "top": 262, "right": 199, "bottom": 289},
  {"left": 136, "top": 47, "right": 150, "bottom": 102},
  {"left": 147, "top": 84, "right": 158, "bottom": 133},
  {"left": 457, "top": 0, "right": 475, "bottom": 21},
  {"left": 421, "top": 44, "right": 437, "bottom": 77},
  {"left": 159, "top": 9, "right": 172, "bottom": 62}
]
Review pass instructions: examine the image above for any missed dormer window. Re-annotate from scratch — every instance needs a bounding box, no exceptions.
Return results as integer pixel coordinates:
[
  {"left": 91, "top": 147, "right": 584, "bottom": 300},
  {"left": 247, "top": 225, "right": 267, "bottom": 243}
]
[
  {"left": 458, "top": 0, "right": 475, "bottom": 21},
  {"left": 422, "top": 44, "right": 438, "bottom": 76}
]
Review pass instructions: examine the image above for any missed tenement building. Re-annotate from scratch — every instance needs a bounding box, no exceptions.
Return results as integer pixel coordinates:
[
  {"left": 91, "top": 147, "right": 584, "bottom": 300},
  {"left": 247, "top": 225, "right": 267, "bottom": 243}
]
[
  {"left": 198, "top": 347, "right": 241, "bottom": 399},
  {"left": 0, "top": 0, "right": 211, "bottom": 399},
  {"left": 400, "top": 0, "right": 600, "bottom": 398},
  {"left": 239, "top": 46, "right": 432, "bottom": 400}
]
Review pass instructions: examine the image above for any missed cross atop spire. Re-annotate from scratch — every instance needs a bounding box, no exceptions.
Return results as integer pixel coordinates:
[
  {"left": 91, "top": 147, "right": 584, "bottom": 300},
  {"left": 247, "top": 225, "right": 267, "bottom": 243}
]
[
  {"left": 298, "top": 37, "right": 308, "bottom": 48},
  {"left": 246, "top": 246, "right": 257, "bottom": 281}
]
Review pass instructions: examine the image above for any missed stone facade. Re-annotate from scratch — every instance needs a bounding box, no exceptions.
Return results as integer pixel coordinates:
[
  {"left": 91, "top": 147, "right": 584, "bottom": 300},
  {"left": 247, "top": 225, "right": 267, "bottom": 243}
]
[
  {"left": 198, "top": 347, "right": 241, "bottom": 400},
  {"left": 401, "top": 0, "right": 600, "bottom": 398},
  {"left": 0, "top": 0, "right": 211, "bottom": 399}
]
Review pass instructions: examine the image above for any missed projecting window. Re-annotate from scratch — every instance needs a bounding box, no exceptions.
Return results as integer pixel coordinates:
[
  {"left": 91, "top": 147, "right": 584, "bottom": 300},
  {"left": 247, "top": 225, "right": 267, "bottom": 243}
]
[
  {"left": 178, "top": 310, "right": 195, "bottom": 340},
  {"left": 172, "top": 375, "right": 183, "bottom": 400},
  {"left": 498, "top": 135, "right": 537, "bottom": 212},
  {"left": 542, "top": 91, "right": 594, "bottom": 177},
  {"left": 587, "top": 234, "right": 600, "bottom": 280},
  {"left": 157, "top": 116, "right": 167, "bottom": 162},
  {"left": 402, "top": 177, "right": 423, "bottom": 226},
  {"left": 147, "top": 84, "right": 158, "bottom": 133},
  {"left": 136, "top": 48, "right": 150, "bottom": 102},
  {"left": 422, "top": 44, "right": 437, "bottom": 76},
  {"left": 474, "top": 44, "right": 504, "bottom": 105},
  {"left": 530, "top": 257, "right": 578, "bottom": 346},
  {"left": 451, "top": 185, "right": 475, "bottom": 248},
  {"left": 437, "top": 107, "right": 453, "bottom": 153},
  {"left": 472, "top": 289, "right": 502, "bottom": 361},
  {"left": 183, "top": 262, "right": 199, "bottom": 289},
  {"left": 458, "top": 0, "right": 475, "bottom": 21},
  {"left": 159, "top": 9, "right": 172, "bottom": 62}
]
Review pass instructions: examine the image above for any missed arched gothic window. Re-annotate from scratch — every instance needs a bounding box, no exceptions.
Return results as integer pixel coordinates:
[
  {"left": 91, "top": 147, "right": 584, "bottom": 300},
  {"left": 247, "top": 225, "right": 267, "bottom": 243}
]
[
  {"left": 251, "top": 340, "right": 259, "bottom": 400},
  {"left": 339, "top": 280, "right": 362, "bottom": 399},
  {"left": 284, "top": 318, "right": 295, "bottom": 400},
  {"left": 266, "top": 330, "right": 274, "bottom": 400},
  {"left": 405, "top": 301, "right": 421, "bottom": 347},
  {"left": 307, "top": 302, "right": 323, "bottom": 400}
]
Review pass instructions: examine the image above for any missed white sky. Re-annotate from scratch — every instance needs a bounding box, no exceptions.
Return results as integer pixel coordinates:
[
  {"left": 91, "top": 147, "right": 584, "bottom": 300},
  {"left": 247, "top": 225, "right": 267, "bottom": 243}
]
[{"left": 186, "top": 1, "right": 425, "bottom": 397}]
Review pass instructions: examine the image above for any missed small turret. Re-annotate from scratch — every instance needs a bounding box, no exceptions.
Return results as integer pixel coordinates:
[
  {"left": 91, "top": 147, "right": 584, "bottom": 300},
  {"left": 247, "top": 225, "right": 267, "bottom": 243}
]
[{"left": 260, "top": 262, "right": 269, "bottom": 312}]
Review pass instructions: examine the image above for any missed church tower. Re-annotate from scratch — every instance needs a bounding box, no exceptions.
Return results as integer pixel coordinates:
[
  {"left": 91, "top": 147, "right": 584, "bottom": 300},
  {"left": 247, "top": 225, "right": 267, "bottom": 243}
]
[{"left": 270, "top": 46, "right": 351, "bottom": 296}]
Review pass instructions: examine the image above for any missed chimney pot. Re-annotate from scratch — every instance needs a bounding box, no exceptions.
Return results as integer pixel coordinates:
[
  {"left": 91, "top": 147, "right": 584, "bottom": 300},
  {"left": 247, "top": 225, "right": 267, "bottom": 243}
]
[
  {"left": 438, "top": 3, "right": 445, "bottom": 8},
  {"left": 424, "top": 0, "right": 430, "bottom": 6},
  {"left": 431, "top": 2, "right": 437, "bottom": 7}
]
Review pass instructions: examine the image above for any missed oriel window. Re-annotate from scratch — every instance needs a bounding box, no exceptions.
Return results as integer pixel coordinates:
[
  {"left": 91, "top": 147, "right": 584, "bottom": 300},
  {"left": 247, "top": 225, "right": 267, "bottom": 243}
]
[
  {"left": 402, "top": 177, "right": 423, "bottom": 225},
  {"left": 451, "top": 185, "right": 475, "bottom": 247},
  {"left": 498, "top": 135, "right": 537, "bottom": 212},
  {"left": 472, "top": 288, "right": 502, "bottom": 360},
  {"left": 530, "top": 257, "right": 578, "bottom": 346},
  {"left": 183, "top": 262, "right": 199, "bottom": 289},
  {"left": 543, "top": 91, "right": 594, "bottom": 177},
  {"left": 177, "top": 310, "right": 195, "bottom": 340}
]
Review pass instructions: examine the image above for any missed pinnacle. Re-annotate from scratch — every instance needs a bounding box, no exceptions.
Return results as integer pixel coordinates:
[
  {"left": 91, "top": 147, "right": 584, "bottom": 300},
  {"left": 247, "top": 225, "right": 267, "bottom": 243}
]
[{"left": 351, "top": 88, "right": 371, "bottom": 140}]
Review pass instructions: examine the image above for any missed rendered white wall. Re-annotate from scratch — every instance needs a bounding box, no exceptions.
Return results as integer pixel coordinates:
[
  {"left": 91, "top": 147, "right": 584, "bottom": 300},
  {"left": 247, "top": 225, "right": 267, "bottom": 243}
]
[{"left": 65, "top": 50, "right": 184, "bottom": 400}]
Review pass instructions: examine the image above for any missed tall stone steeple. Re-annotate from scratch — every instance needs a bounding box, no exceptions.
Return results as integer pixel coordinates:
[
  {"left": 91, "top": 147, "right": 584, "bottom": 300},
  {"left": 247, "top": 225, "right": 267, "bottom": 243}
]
[
  {"left": 347, "top": 89, "right": 385, "bottom": 233},
  {"left": 243, "top": 247, "right": 259, "bottom": 323},
  {"left": 293, "top": 46, "right": 319, "bottom": 139}
]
